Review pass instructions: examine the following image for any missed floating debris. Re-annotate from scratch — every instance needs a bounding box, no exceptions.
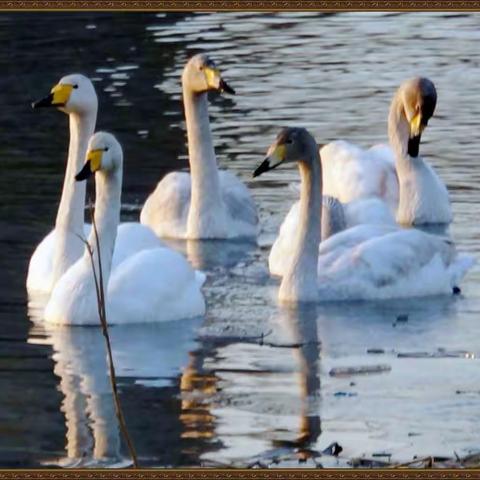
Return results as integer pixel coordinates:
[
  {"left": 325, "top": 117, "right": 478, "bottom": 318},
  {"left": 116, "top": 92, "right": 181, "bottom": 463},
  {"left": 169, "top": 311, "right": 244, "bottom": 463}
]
[
  {"left": 322, "top": 442, "right": 343, "bottom": 457},
  {"left": 329, "top": 364, "right": 391, "bottom": 377},
  {"left": 397, "top": 348, "right": 475, "bottom": 359},
  {"left": 333, "top": 391, "right": 357, "bottom": 397},
  {"left": 396, "top": 314, "right": 409, "bottom": 322},
  {"left": 367, "top": 348, "right": 385, "bottom": 354}
]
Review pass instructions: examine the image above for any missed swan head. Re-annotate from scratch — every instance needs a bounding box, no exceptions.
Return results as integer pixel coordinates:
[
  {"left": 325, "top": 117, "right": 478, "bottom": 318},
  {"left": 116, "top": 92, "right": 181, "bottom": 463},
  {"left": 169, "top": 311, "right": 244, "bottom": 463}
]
[
  {"left": 253, "top": 127, "right": 317, "bottom": 177},
  {"left": 182, "top": 53, "right": 235, "bottom": 95},
  {"left": 32, "top": 73, "right": 98, "bottom": 116},
  {"left": 75, "top": 132, "right": 123, "bottom": 181},
  {"left": 397, "top": 77, "right": 437, "bottom": 156}
]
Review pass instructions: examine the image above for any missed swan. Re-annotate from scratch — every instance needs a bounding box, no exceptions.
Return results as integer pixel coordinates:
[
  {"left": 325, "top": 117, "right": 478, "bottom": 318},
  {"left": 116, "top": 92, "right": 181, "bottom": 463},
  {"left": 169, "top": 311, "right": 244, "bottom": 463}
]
[
  {"left": 253, "top": 127, "right": 474, "bottom": 303},
  {"left": 27, "top": 74, "right": 161, "bottom": 295},
  {"left": 140, "top": 53, "right": 258, "bottom": 240},
  {"left": 45, "top": 132, "right": 206, "bottom": 325},
  {"left": 321, "top": 77, "right": 452, "bottom": 225},
  {"left": 268, "top": 195, "right": 395, "bottom": 276}
]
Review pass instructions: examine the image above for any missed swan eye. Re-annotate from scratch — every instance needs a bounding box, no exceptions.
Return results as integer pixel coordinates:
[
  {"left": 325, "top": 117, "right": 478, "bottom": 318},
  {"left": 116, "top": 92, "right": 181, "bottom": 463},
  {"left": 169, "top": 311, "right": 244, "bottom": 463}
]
[
  {"left": 73, "top": 84, "right": 79, "bottom": 89},
  {"left": 285, "top": 139, "right": 293, "bottom": 145},
  {"left": 104, "top": 147, "right": 109, "bottom": 152}
]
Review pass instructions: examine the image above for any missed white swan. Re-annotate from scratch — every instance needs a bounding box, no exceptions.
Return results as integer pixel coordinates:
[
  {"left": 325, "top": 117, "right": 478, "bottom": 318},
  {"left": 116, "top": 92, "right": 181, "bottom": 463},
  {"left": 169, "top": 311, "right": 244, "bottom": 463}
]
[
  {"left": 268, "top": 195, "right": 395, "bottom": 276},
  {"left": 27, "top": 74, "right": 161, "bottom": 295},
  {"left": 254, "top": 127, "right": 474, "bottom": 303},
  {"left": 141, "top": 53, "right": 258, "bottom": 240},
  {"left": 45, "top": 132, "right": 206, "bottom": 325},
  {"left": 321, "top": 77, "right": 452, "bottom": 225}
]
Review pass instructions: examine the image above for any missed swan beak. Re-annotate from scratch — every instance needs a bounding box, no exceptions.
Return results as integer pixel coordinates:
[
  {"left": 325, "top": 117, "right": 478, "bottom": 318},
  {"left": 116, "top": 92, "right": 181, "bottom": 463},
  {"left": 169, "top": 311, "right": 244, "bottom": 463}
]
[
  {"left": 205, "top": 67, "right": 235, "bottom": 95},
  {"left": 32, "top": 83, "right": 74, "bottom": 109},
  {"left": 409, "top": 111, "right": 426, "bottom": 138},
  {"left": 253, "top": 144, "right": 286, "bottom": 178},
  {"left": 75, "top": 149, "right": 103, "bottom": 181}
]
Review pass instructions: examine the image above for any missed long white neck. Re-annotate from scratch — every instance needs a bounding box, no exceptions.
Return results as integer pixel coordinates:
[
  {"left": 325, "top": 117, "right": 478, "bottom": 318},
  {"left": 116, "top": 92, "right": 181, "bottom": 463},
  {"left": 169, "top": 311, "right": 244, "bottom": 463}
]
[
  {"left": 85, "top": 167, "right": 122, "bottom": 297},
  {"left": 183, "top": 88, "right": 227, "bottom": 238},
  {"left": 52, "top": 110, "right": 96, "bottom": 286},
  {"left": 279, "top": 150, "right": 322, "bottom": 303},
  {"left": 388, "top": 92, "right": 417, "bottom": 176}
]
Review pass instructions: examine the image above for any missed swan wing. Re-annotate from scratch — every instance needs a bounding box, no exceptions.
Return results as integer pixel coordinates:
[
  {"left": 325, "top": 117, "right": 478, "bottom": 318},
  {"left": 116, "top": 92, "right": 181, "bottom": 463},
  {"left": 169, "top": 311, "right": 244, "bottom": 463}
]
[
  {"left": 318, "top": 229, "right": 472, "bottom": 300},
  {"left": 108, "top": 247, "right": 206, "bottom": 324},
  {"left": 140, "top": 172, "right": 191, "bottom": 238},
  {"left": 27, "top": 223, "right": 92, "bottom": 294},
  {"left": 321, "top": 141, "right": 399, "bottom": 209},
  {"left": 219, "top": 170, "right": 259, "bottom": 234},
  {"left": 112, "top": 222, "right": 165, "bottom": 268}
]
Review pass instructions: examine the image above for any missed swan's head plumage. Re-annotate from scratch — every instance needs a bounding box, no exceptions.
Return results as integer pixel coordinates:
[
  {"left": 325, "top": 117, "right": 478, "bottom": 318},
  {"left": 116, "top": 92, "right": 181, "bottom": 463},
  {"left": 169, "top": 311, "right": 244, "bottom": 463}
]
[
  {"left": 398, "top": 77, "right": 437, "bottom": 138},
  {"left": 254, "top": 127, "right": 317, "bottom": 177},
  {"left": 32, "top": 73, "right": 97, "bottom": 116},
  {"left": 76, "top": 132, "right": 123, "bottom": 181},
  {"left": 182, "top": 53, "right": 235, "bottom": 95}
]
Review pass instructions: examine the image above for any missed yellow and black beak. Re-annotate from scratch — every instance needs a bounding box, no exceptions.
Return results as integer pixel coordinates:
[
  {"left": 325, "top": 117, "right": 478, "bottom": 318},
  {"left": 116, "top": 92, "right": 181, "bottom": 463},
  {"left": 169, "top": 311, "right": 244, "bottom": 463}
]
[
  {"left": 408, "top": 110, "right": 428, "bottom": 157},
  {"left": 75, "top": 149, "right": 103, "bottom": 181},
  {"left": 253, "top": 144, "right": 286, "bottom": 178},
  {"left": 204, "top": 66, "right": 235, "bottom": 95},
  {"left": 32, "top": 83, "right": 74, "bottom": 109}
]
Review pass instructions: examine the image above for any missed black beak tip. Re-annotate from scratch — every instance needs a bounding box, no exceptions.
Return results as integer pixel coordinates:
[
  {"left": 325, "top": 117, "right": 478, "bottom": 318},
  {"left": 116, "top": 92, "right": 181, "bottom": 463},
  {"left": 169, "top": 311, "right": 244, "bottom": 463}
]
[
  {"left": 75, "top": 160, "right": 93, "bottom": 182},
  {"left": 31, "top": 93, "right": 54, "bottom": 109},
  {"left": 219, "top": 79, "right": 235, "bottom": 95},
  {"left": 253, "top": 158, "right": 271, "bottom": 178}
]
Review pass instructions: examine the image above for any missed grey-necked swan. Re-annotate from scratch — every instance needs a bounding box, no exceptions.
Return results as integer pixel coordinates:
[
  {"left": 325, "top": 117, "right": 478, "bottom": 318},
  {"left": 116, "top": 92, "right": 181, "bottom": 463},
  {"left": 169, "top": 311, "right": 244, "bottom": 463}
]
[{"left": 254, "top": 127, "right": 473, "bottom": 303}]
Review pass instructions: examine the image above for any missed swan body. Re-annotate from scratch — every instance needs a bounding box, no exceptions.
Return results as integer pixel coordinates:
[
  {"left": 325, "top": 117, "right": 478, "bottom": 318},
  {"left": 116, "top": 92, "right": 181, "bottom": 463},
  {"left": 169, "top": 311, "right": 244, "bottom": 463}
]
[
  {"left": 141, "top": 53, "right": 258, "bottom": 240},
  {"left": 321, "top": 78, "right": 452, "bottom": 226},
  {"left": 269, "top": 196, "right": 395, "bottom": 276},
  {"left": 321, "top": 141, "right": 399, "bottom": 210},
  {"left": 315, "top": 225, "right": 474, "bottom": 301},
  {"left": 255, "top": 127, "right": 473, "bottom": 303},
  {"left": 45, "top": 132, "right": 205, "bottom": 326},
  {"left": 141, "top": 170, "right": 258, "bottom": 239}
]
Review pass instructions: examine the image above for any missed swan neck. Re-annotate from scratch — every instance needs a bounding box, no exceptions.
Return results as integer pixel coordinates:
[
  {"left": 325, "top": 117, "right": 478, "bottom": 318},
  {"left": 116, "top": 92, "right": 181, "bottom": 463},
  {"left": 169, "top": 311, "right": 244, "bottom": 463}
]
[
  {"left": 51, "top": 110, "right": 97, "bottom": 286},
  {"left": 280, "top": 149, "right": 322, "bottom": 302},
  {"left": 183, "top": 87, "right": 225, "bottom": 237},
  {"left": 388, "top": 92, "right": 414, "bottom": 172},
  {"left": 56, "top": 111, "right": 96, "bottom": 231},
  {"left": 86, "top": 168, "right": 122, "bottom": 292}
]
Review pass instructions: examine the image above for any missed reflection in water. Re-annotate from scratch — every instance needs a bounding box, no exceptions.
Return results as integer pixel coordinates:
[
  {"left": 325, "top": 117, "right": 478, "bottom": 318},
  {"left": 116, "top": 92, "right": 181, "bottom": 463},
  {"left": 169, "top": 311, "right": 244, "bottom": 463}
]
[
  {"left": 27, "top": 317, "right": 203, "bottom": 466},
  {"left": 187, "top": 304, "right": 323, "bottom": 466},
  {"left": 3, "top": 11, "right": 480, "bottom": 467},
  {"left": 161, "top": 238, "right": 257, "bottom": 271},
  {"left": 276, "top": 305, "right": 321, "bottom": 449},
  {"left": 38, "top": 327, "right": 122, "bottom": 467}
]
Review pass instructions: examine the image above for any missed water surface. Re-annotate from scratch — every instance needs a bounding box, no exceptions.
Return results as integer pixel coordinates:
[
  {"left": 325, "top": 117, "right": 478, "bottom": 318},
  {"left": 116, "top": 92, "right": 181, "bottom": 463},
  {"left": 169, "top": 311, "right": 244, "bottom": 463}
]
[{"left": 1, "top": 11, "right": 480, "bottom": 467}]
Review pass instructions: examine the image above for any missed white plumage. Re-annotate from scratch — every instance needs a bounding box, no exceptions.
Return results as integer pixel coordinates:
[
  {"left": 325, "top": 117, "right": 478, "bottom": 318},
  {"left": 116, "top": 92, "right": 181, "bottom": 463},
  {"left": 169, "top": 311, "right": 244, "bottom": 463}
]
[
  {"left": 141, "top": 53, "right": 258, "bottom": 240},
  {"left": 45, "top": 132, "right": 206, "bottom": 326},
  {"left": 256, "top": 127, "right": 473, "bottom": 304}
]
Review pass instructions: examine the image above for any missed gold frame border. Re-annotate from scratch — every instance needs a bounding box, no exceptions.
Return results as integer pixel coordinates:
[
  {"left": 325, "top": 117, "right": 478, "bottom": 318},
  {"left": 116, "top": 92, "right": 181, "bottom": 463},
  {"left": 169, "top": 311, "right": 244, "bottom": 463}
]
[
  {"left": 1, "top": 1, "right": 480, "bottom": 11},
  {"left": 1, "top": 469, "right": 480, "bottom": 478},
  {"left": 3, "top": 2, "right": 480, "bottom": 478}
]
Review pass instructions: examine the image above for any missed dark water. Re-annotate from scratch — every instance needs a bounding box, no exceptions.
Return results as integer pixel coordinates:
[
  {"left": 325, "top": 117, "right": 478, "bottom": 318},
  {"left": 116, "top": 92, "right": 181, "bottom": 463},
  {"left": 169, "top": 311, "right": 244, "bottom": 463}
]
[{"left": 1, "top": 12, "right": 480, "bottom": 468}]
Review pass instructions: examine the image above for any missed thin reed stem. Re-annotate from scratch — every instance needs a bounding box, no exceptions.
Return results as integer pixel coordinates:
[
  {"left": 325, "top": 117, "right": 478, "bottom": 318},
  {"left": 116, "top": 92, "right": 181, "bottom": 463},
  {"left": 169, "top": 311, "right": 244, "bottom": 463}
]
[{"left": 78, "top": 200, "right": 139, "bottom": 468}]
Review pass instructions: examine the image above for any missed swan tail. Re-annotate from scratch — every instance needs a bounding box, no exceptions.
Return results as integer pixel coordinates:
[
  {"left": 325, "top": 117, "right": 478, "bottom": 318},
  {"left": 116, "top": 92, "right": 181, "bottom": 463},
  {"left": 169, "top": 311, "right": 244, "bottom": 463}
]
[
  {"left": 195, "top": 270, "right": 207, "bottom": 287},
  {"left": 449, "top": 253, "right": 476, "bottom": 287}
]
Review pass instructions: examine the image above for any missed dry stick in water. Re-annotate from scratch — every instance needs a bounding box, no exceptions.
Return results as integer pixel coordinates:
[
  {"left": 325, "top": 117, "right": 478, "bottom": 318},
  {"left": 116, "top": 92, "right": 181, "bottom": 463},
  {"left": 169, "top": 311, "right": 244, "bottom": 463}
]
[{"left": 82, "top": 201, "right": 139, "bottom": 468}]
